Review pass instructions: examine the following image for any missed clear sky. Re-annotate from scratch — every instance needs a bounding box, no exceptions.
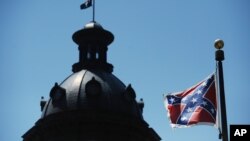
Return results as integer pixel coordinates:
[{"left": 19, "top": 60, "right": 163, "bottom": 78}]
[{"left": 1, "top": 0, "right": 250, "bottom": 141}]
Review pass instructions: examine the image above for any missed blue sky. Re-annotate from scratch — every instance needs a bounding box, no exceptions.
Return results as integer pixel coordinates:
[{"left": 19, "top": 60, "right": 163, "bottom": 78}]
[{"left": 1, "top": 0, "right": 250, "bottom": 141}]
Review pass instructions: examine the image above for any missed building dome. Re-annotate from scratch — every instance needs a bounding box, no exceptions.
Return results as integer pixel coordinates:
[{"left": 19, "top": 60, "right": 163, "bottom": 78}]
[
  {"left": 23, "top": 21, "right": 161, "bottom": 141},
  {"left": 41, "top": 69, "right": 143, "bottom": 120}
]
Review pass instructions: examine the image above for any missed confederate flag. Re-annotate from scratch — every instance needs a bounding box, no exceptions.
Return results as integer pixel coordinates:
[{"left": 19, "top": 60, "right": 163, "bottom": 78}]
[{"left": 164, "top": 73, "right": 218, "bottom": 128}]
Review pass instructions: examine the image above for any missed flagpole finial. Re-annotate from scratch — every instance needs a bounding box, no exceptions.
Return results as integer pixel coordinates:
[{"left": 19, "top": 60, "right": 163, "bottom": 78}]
[
  {"left": 214, "top": 39, "right": 225, "bottom": 61},
  {"left": 214, "top": 39, "right": 224, "bottom": 50}
]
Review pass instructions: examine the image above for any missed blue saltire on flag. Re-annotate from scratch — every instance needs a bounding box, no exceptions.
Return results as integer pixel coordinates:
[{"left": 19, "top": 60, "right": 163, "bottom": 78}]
[
  {"left": 164, "top": 73, "right": 218, "bottom": 128},
  {"left": 80, "top": 0, "right": 92, "bottom": 9}
]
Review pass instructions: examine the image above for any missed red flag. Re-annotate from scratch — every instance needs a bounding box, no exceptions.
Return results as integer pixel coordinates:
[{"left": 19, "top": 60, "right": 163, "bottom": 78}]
[{"left": 164, "top": 73, "right": 217, "bottom": 128}]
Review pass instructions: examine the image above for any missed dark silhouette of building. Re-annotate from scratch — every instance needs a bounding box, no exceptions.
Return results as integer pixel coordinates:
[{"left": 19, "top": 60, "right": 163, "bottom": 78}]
[{"left": 22, "top": 21, "right": 161, "bottom": 141}]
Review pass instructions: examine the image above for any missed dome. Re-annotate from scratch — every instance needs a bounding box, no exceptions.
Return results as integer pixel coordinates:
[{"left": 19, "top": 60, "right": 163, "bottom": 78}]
[
  {"left": 41, "top": 69, "right": 144, "bottom": 120},
  {"left": 40, "top": 21, "right": 143, "bottom": 120},
  {"left": 24, "top": 21, "right": 161, "bottom": 141}
]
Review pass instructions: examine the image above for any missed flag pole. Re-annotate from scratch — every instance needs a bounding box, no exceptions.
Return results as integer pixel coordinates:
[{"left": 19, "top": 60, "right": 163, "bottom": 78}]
[
  {"left": 93, "top": 0, "right": 95, "bottom": 22},
  {"left": 214, "top": 39, "right": 228, "bottom": 141}
]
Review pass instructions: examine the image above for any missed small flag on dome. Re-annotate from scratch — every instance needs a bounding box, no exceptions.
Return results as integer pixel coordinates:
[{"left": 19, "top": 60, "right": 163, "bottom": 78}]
[
  {"left": 164, "top": 73, "right": 218, "bottom": 128},
  {"left": 80, "top": 0, "right": 92, "bottom": 9}
]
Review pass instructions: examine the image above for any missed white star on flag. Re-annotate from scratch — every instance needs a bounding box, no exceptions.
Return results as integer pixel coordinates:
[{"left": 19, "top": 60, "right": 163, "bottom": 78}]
[
  {"left": 202, "top": 101, "right": 208, "bottom": 106},
  {"left": 197, "top": 90, "right": 202, "bottom": 94},
  {"left": 169, "top": 97, "right": 175, "bottom": 104},
  {"left": 201, "top": 82, "right": 207, "bottom": 86},
  {"left": 191, "top": 98, "right": 197, "bottom": 104},
  {"left": 187, "top": 107, "right": 193, "bottom": 112}
]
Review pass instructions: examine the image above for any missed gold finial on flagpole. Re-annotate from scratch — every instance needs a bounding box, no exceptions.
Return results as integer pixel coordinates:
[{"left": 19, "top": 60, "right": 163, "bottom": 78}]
[{"left": 214, "top": 39, "right": 224, "bottom": 50}]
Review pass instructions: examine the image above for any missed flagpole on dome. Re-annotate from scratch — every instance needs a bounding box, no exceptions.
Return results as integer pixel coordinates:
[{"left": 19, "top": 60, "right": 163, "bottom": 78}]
[
  {"left": 214, "top": 39, "right": 228, "bottom": 141},
  {"left": 92, "top": 0, "right": 95, "bottom": 22},
  {"left": 80, "top": 0, "right": 95, "bottom": 22}
]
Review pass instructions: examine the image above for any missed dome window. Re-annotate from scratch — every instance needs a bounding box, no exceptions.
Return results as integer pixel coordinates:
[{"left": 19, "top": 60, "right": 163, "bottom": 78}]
[
  {"left": 85, "top": 77, "right": 102, "bottom": 97},
  {"left": 123, "top": 84, "right": 136, "bottom": 102},
  {"left": 50, "top": 83, "right": 66, "bottom": 105}
]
